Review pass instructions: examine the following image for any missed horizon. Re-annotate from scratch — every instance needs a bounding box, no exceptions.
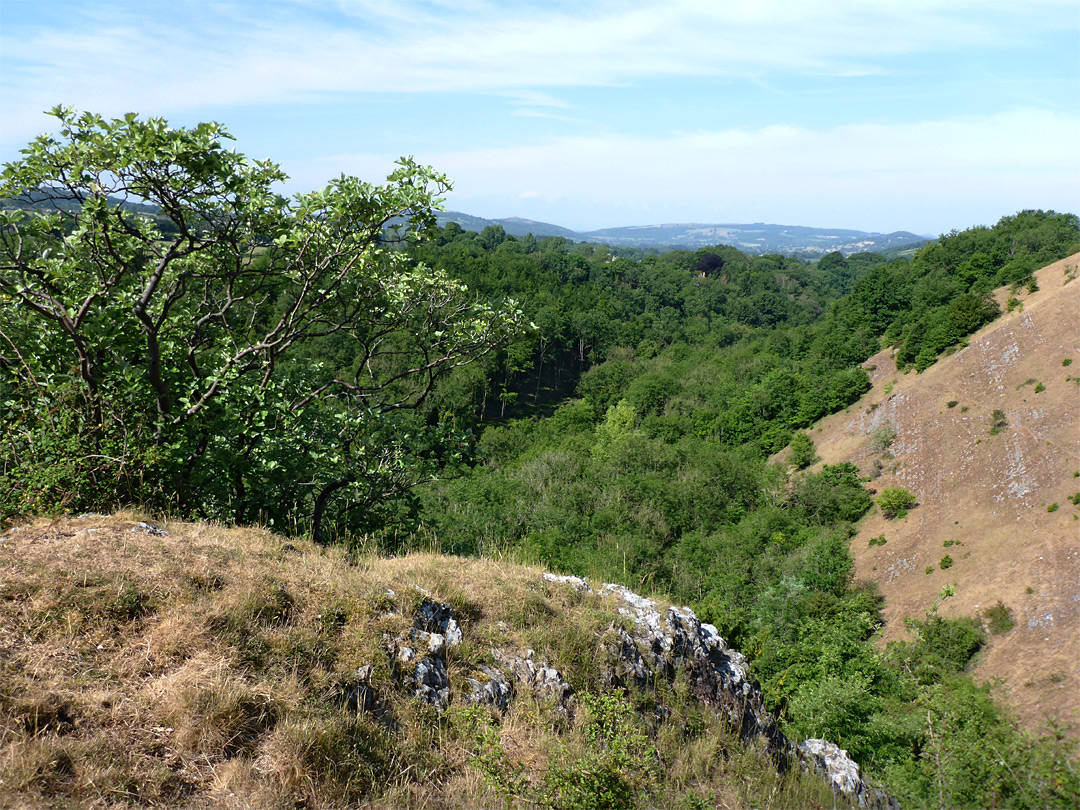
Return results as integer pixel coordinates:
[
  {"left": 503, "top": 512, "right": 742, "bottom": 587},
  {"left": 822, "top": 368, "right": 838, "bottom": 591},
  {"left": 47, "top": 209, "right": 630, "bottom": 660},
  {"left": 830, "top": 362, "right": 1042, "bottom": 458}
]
[{"left": 1, "top": 1, "right": 1077, "bottom": 235}]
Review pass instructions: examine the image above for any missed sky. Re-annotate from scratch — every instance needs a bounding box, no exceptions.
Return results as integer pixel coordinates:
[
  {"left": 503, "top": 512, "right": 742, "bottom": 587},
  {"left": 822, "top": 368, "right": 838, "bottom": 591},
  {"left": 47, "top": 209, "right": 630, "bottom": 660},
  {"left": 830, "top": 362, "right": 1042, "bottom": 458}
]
[{"left": 1, "top": 0, "right": 1077, "bottom": 235}]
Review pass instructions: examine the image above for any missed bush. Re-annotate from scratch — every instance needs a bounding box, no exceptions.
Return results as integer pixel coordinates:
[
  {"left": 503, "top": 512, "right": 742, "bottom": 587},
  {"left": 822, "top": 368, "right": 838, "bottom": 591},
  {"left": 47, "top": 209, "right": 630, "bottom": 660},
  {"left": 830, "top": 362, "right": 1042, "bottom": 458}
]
[
  {"left": 982, "top": 601, "right": 1015, "bottom": 634},
  {"left": 789, "top": 433, "right": 817, "bottom": 469},
  {"left": 877, "top": 487, "right": 918, "bottom": 519},
  {"left": 870, "top": 423, "right": 896, "bottom": 453},
  {"left": 989, "top": 409, "right": 1008, "bottom": 435},
  {"left": 939, "top": 555, "right": 954, "bottom": 570}
]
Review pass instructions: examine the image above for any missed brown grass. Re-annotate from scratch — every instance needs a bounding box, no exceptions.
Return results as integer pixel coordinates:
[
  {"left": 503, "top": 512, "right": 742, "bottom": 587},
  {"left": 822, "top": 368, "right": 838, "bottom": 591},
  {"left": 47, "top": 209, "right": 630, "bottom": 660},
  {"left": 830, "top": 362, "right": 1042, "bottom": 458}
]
[{"left": 0, "top": 512, "right": 843, "bottom": 809}]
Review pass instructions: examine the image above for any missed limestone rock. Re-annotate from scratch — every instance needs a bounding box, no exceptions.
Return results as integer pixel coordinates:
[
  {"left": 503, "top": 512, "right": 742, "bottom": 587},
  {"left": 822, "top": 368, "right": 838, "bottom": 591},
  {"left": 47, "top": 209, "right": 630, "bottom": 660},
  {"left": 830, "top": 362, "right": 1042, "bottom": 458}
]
[
  {"left": 492, "top": 648, "right": 574, "bottom": 713},
  {"left": 799, "top": 739, "right": 901, "bottom": 810},
  {"left": 465, "top": 664, "right": 514, "bottom": 711}
]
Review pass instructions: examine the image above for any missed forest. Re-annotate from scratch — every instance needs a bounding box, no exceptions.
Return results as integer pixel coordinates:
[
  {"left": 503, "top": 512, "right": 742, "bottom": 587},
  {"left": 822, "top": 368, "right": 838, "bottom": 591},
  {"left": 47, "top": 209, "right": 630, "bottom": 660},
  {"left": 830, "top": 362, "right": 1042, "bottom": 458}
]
[{"left": 2, "top": 110, "right": 1079, "bottom": 808}]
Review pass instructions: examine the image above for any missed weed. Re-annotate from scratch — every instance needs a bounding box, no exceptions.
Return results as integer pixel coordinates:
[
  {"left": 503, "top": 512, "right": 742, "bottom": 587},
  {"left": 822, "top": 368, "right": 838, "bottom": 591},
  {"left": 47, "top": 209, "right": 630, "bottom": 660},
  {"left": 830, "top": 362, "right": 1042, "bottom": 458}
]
[
  {"left": 1047, "top": 503, "right": 1059, "bottom": 513},
  {"left": 939, "top": 555, "right": 954, "bottom": 570},
  {"left": 868, "top": 534, "right": 887, "bottom": 547},
  {"left": 1064, "top": 358, "right": 1073, "bottom": 367},
  {"left": 1026, "top": 586, "right": 1035, "bottom": 594},
  {"left": 960, "top": 405, "right": 969, "bottom": 413},
  {"left": 947, "top": 400, "right": 958, "bottom": 408},
  {"left": 925, "top": 567, "right": 935, "bottom": 575},
  {"left": 1034, "top": 382, "right": 1045, "bottom": 393}
]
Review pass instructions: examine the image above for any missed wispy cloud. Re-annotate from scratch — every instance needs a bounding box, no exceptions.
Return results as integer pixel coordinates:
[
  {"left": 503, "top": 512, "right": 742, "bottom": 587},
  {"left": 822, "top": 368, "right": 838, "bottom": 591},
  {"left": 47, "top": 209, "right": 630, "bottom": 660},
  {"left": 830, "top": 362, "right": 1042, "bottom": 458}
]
[
  {"left": 3, "top": 0, "right": 1071, "bottom": 142},
  {"left": 312, "top": 107, "right": 1079, "bottom": 232}
]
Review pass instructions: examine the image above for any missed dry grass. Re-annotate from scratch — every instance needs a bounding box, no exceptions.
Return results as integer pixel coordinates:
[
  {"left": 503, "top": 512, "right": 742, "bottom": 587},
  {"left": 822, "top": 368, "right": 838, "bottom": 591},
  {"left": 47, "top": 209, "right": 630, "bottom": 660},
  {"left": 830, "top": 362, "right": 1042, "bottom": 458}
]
[
  {"left": 0, "top": 513, "right": 842, "bottom": 809},
  {"left": 808, "top": 253, "right": 1080, "bottom": 734}
]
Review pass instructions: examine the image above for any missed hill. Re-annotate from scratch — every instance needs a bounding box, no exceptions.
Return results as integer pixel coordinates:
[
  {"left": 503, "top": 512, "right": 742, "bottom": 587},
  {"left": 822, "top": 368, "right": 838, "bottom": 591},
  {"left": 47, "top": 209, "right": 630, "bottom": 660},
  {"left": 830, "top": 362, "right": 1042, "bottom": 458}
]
[
  {"left": 809, "top": 254, "right": 1080, "bottom": 732},
  {"left": 579, "top": 222, "right": 930, "bottom": 255},
  {"left": 434, "top": 210, "right": 931, "bottom": 255},
  {"left": 0, "top": 514, "right": 890, "bottom": 809}
]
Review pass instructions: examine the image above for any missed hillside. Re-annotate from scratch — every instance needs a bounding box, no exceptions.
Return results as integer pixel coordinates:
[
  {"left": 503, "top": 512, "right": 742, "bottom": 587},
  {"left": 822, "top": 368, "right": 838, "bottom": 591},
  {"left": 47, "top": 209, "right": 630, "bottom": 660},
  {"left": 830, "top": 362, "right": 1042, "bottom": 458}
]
[
  {"left": 810, "top": 254, "right": 1080, "bottom": 732},
  {"left": 0, "top": 514, "right": 891, "bottom": 810}
]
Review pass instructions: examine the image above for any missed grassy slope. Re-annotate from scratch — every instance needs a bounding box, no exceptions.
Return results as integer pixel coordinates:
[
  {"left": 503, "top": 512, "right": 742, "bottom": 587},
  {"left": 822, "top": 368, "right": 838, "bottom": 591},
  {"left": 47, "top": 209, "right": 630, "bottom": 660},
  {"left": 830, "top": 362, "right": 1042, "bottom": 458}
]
[
  {"left": 808, "top": 253, "right": 1080, "bottom": 733},
  {"left": 0, "top": 513, "right": 843, "bottom": 810}
]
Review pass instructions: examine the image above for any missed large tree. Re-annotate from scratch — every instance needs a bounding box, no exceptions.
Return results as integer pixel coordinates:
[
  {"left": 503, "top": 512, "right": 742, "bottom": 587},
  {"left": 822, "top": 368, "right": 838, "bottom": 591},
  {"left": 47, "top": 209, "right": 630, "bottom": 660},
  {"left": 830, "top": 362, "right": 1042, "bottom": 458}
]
[{"left": 0, "top": 107, "right": 526, "bottom": 538}]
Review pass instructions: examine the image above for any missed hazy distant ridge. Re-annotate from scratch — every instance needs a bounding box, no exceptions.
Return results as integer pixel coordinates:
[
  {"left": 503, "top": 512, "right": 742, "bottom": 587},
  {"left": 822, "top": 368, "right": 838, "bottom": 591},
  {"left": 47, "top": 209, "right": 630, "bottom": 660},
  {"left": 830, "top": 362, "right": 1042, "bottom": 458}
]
[{"left": 436, "top": 210, "right": 931, "bottom": 255}]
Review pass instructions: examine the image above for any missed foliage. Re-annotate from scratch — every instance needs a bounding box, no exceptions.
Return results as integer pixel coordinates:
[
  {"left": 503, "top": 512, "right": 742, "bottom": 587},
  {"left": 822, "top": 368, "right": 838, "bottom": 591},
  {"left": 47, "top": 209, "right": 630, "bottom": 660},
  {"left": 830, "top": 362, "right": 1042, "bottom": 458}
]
[
  {"left": 869, "top": 423, "right": 896, "bottom": 453},
  {"left": 789, "top": 432, "right": 817, "bottom": 469},
  {"left": 0, "top": 108, "right": 526, "bottom": 535},
  {"left": 990, "top": 409, "right": 1009, "bottom": 435},
  {"left": 983, "top": 601, "right": 1015, "bottom": 634},
  {"left": 877, "top": 487, "right": 918, "bottom": 519}
]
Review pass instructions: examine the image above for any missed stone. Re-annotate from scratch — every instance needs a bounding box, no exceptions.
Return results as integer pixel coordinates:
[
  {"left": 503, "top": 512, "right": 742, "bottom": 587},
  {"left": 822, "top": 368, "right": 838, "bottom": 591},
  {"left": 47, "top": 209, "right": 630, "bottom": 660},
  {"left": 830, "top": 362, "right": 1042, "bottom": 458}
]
[
  {"left": 465, "top": 664, "right": 514, "bottom": 711},
  {"left": 492, "top": 648, "right": 574, "bottom": 714},
  {"left": 416, "top": 598, "right": 463, "bottom": 646},
  {"left": 798, "top": 739, "right": 901, "bottom": 810}
]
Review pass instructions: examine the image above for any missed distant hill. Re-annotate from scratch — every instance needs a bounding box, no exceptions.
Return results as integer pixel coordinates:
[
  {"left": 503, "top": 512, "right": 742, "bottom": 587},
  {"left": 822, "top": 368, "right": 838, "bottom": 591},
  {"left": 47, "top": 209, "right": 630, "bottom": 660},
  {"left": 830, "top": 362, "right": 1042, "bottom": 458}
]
[
  {"left": 581, "top": 222, "right": 931, "bottom": 255},
  {"left": 435, "top": 210, "right": 581, "bottom": 240},
  {"left": 808, "top": 253, "right": 1080, "bottom": 733},
  {"left": 4, "top": 193, "right": 930, "bottom": 257},
  {"left": 436, "top": 210, "right": 931, "bottom": 255}
]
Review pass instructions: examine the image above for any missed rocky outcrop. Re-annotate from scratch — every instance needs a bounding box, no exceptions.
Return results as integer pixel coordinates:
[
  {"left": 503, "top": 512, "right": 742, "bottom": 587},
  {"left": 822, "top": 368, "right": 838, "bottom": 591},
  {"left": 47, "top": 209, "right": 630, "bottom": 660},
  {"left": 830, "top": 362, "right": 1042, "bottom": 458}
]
[
  {"left": 545, "top": 574, "right": 899, "bottom": 810},
  {"left": 800, "top": 739, "right": 900, "bottom": 810},
  {"left": 379, "top": 576, "right": 897, "bottom": 809}
]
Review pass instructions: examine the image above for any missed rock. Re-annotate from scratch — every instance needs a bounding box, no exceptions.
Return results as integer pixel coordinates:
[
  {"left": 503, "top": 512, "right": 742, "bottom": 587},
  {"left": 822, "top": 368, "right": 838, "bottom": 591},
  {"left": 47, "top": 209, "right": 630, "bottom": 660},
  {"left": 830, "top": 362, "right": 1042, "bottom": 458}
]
[
  {"left": 542, "top": 575, "right": 897, "bottom": 809},
  {"left": 335, "top": 665, "right": 375, "bottom": 713},
  {"left": 130, "top": 521, "right": 168, "bottom": 536},
  {"left": 416, "top": 598, "right": 462, "bottom": 646},
  {"left": 385, "top": 597, "right": 465, "bottom": 710},
  {"left": 542, "top": 573, "right": 592, "bottom": 592},
  {"left": 465, "top": 664, "right": 514, "bottom": 711},
  {"left": 392, "top": 640, "right": 450, "bottom": 709},
  {"left": 492, "top": 648, "right": 574, "bottom": 714},
  {"left": 798, "top": 739, "right": 901, "bottom": 810}
]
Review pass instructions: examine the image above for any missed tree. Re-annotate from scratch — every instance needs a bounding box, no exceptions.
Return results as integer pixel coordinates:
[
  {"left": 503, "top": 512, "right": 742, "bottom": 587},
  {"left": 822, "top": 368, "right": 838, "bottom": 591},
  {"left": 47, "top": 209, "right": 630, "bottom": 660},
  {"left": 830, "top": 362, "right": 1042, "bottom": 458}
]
[{"left": 0, "top": 108, "right": 526, "bottom": 538}]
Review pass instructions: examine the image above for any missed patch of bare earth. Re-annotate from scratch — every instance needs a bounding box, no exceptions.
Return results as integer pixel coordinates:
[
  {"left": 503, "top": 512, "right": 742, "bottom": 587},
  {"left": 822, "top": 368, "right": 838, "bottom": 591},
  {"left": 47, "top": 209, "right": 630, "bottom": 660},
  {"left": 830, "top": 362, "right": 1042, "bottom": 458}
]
[{"left": 813, "top": 254, "right": 1080, "bottom": 734}]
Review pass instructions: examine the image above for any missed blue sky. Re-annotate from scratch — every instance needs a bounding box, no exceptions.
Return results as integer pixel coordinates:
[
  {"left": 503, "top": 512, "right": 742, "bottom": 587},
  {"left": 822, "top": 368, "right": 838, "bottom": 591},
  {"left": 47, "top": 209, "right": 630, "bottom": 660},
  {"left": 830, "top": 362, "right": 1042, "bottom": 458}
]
[{"left": 1, "top": 0, "right": 1077, "bottom": 235}]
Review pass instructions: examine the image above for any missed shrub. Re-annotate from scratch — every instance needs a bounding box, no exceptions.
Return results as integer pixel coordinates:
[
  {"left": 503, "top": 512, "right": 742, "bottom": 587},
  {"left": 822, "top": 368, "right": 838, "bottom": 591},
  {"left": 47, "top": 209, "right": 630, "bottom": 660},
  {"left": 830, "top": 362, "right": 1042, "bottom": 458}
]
[
  {"left": 982, "top": 601, "right": 1015, "bottom": 634},
  {"left": 939, "top": 555, "right": 954, "bottom": 570},
  {"left": 946, "top": 400, "right": 958, "bottom": 408},
  {"left": 789, "top": 433, "right": 817, "bottom": 470},
  {"left": 868, "top": 534, "right": 887, "bottom": 547},
  {"left": 870, "top": 423, "right": 896, "bottom": 453},
  {"left": 989, "top": 409, "right": 1008, "bottom": 435},
  {"left": 877, "top": 487, "right": 918, "bottom": 519},
  {"left": 1034, "top": 382, "right": 1046, "bottom": 393},
  {"left": 1047, "top": 503, "right": 1059, "bottom": 513},
  {"left": 1064, "top": 358, "right": 1074, "bottom": 367}
]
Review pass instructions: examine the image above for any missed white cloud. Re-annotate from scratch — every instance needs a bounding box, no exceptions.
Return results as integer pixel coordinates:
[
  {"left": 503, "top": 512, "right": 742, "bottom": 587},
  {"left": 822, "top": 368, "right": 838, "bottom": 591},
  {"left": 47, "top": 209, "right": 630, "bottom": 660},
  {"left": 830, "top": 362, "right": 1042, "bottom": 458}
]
[
  {"left": 3, "top": 0, "right": 1072, "bottom": 145},
  {"left": 309, "top": 107, "right": 1079, "bottom": 232}
]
